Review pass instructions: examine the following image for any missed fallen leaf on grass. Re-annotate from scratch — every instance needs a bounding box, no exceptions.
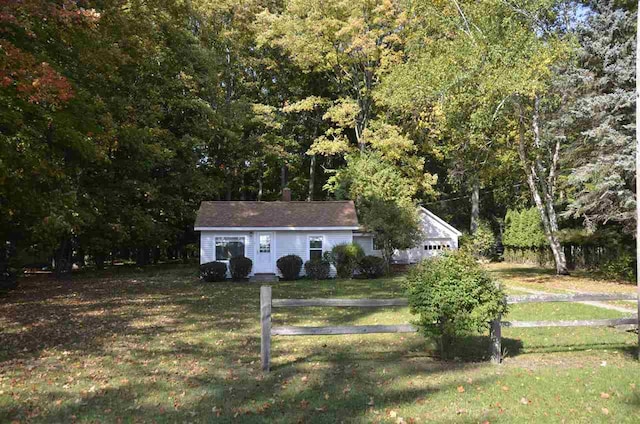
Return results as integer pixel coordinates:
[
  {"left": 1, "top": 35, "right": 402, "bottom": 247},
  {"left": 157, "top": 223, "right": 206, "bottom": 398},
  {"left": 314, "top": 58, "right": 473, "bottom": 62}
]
[
  {"left": 457, "top": 386, "right": 465, "bottom": 393},
  {"left": 502, "top": 386, "right": 509, "bottom": 391},
  {"left": 601, "top": 408, "right": 609, "bottom": 415},
  {"left": 600, "top": 393, "right": 610, "bottom": 399},
  {"left": 520, "top": 397, "right": 530, "bottom": 405}
]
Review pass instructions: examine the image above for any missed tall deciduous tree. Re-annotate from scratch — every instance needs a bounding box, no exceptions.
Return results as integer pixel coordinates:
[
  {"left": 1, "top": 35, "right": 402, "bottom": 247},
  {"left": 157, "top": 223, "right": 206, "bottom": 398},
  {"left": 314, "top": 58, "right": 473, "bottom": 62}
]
[{"left": 380, "top": 0, "right": 572, "bottom": 274}]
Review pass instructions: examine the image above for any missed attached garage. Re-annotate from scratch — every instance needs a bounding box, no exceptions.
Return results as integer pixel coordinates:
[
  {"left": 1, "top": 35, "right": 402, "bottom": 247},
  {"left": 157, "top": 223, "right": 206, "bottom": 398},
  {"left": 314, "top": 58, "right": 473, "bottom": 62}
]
[{"left": 354, "top": 207, "right": 462, "bottom": 264}]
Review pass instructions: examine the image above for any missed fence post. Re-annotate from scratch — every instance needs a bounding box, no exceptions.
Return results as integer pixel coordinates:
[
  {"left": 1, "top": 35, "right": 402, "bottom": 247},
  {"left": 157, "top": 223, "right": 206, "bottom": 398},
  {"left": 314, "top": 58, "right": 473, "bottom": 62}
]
[
  {"left": 490, "top": 315, "right": 502, "bottom": 364},
  {"left": 260, "top": 285, "right": 272, "bottom": 372}
]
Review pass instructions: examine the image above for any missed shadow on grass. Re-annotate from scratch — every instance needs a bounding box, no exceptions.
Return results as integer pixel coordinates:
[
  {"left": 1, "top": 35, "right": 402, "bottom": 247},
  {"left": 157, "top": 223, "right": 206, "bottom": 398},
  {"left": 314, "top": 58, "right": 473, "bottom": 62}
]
[{"left": 1, "top": 265, "right": 634, "bottom": 423}]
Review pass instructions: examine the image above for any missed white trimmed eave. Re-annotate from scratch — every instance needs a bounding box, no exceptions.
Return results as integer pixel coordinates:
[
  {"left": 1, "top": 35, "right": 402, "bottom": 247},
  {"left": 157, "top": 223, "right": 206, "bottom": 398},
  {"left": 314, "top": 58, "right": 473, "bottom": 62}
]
[
  {"left": 194, "top": 226, "right": 360, "bottom": 231},
  {"left": 418, "top": 206, "right": 463, "bottom": 237}
]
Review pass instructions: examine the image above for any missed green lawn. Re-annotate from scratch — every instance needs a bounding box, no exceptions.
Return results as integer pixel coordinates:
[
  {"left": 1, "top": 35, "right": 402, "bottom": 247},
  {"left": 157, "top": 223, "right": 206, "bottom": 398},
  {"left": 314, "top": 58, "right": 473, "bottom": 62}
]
[{"left": 0, "top": 266, "right": 638, "bottom": 423}]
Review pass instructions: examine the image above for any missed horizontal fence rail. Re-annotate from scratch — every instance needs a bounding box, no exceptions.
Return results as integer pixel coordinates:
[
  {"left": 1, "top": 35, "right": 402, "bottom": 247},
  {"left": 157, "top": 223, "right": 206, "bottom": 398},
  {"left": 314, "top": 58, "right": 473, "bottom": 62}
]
[
  {"left": 491, "top": 292, "right": 639, "bottom": 364},
  {"left": 508, "top": 293, "right": 638, "bottom": 304},
  {"left": 260, "top": 286, "right": 639, "bottom": 371},
  {"left": 272, "top": 324, "right": 418, "bottom": 336},
  {"left": 272, "top": 298, "right": 409, "bottom": 308},
  {"left": 260, "top": 286, "right": 416, "bottom": 371}
]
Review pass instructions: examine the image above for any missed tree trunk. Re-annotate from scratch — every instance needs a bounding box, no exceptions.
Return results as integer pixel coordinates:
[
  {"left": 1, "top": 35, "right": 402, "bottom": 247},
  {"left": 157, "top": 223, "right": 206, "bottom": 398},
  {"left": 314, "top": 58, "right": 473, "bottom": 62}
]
[
  {"left": 470, "top": 179, "right": 480, "bottom": 235},
  {"left": 54, "top": 238, "right": 73, "bottom": 279},
  {"left": 257, "top": 173, "right": 263, "bottom": 201},
  {"left": 517, "top": 102, "right": 569, "bottom": 275},
  {"left": 280, "top": 164, "right": 287, "bottom": 190},
  {"left": 308, "top": 154, "right": 316, "bottom": 201}
]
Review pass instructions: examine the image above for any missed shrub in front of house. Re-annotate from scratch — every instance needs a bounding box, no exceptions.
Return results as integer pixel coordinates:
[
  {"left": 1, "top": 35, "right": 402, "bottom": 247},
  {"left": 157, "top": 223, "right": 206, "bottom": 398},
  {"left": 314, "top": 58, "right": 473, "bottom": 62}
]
[
  {"left": 357, "top": 255, "right": 385, "bottom": 278},
  {"left": 326, "top": 242, "right": 364, "bottom": 278},
  {"left": 277, "top": 255, "right": 303, "bottom": 280},
  {"left": 304, "top": 259, "right": 331, "bottom": 280},
  {"left": 404, "top": 250, "right": 507, "bottom": 359},
  {"left": 200, "top": 261, "right": 227, "bottom": 282},
  {"left": 229, "top": 256, "right": 252, "bottom": 281}
]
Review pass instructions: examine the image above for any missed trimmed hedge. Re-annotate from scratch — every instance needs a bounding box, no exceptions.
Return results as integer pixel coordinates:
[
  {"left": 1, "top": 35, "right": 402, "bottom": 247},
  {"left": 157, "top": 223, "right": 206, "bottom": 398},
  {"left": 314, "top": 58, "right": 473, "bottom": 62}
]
[
  {"left": 277, "top": 255, "right": 303, "bottom": 280},
  {"left": 229, "top": 256, "right": 252, "bottom": 281},
  {"left": 358, "top": 255, "right": 385, "bottom": 278},
  {"left": 200, "top": 261, "right": 227, "bottom": 282},
  {"left": 304, "top": 259, "right": 331, "bottom": 280}
]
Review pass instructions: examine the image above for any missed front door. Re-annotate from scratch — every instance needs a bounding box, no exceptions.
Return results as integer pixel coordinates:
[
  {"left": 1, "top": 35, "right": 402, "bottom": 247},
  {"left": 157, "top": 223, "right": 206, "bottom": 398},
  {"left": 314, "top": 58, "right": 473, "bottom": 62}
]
[{"left": 255, "top": 232, "right": 274, "bottom": 273}]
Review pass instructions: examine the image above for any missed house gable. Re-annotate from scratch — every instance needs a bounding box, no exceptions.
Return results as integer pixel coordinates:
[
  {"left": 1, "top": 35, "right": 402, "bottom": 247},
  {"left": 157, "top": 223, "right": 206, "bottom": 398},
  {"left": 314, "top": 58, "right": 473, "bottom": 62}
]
[{"left": 418, "top": 206, "right": 462, "bottom": 239}]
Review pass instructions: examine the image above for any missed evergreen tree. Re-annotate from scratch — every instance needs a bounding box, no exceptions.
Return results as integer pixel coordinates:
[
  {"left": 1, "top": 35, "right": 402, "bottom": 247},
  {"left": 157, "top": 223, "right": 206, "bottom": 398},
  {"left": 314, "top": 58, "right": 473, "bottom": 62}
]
[{"left": 563, "top": 0, "right": 637, "bottom": 232}]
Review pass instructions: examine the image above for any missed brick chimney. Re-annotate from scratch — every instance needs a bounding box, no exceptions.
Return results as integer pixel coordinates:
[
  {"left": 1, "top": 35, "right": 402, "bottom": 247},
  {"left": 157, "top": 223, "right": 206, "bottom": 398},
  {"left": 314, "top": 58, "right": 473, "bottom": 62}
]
[{"left": 282, "top": 187, "right": 292, "bottom": 201}]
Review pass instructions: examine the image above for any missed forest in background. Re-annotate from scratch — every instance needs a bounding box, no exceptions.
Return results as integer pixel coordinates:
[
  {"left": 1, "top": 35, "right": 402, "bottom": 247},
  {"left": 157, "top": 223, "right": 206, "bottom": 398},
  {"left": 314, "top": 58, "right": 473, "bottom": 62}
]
[{"left": 0, "top": 0, "right": 636, "bottom": 277}]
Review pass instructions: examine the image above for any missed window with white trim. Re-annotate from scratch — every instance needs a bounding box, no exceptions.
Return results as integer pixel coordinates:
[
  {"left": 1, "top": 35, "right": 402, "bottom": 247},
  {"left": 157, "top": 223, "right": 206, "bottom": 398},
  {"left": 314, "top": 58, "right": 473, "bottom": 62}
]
[
  {"left": 373, "top": 237, "right": 383, "bottom": 251},
  {"left": 309, "top": 236, "right": 323, "bottom": 260},
  {"left": 215, "top": 237, "right": 245, "bottom": 260}
]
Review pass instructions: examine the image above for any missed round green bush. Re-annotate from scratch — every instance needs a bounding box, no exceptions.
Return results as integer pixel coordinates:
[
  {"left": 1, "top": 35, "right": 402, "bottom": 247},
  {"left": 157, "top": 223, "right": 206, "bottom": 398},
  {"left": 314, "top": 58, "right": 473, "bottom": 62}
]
[
  {"left": 326, "top": 242, "right": 364, "bottom": 278},
  {"left": 404, "top": 251, "right": 507, "bottom": 359},
  {"left": 229, "top": 256, "right": 252, "bottom": 281},
  {"left": 358, "top": 255, "right": 385, "bottom": 278},
  {"left": 304, "top": 259, "right": 331, "bottom": 280},
  {"left": 200, "top": 261, "right": 227, "bottom": 282},
  {"left": 277, "top": 255, "right": 303, "bottom": 280}
]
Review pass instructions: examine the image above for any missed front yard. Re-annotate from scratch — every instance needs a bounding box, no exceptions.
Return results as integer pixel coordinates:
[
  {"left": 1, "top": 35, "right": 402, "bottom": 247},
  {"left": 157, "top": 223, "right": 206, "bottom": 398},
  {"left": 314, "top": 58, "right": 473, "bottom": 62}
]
[{"left": 0, "top": 265, "right": 638, "bottom": 423}]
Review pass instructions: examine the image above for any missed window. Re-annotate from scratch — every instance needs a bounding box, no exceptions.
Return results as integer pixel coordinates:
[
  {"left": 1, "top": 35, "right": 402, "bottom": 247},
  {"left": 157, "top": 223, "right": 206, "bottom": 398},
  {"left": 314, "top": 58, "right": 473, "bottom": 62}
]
[
  {"left": 309, "top": 236, "right": 323, "bottom": 260},
  {"left": 259, "top": 234, "right": 271, "bottom": 253},
  {"left": 373, "top": 237, "right": 383, "bottom": 251},
  {"left": 215, "top": 237, "right": 245, "bottom": 260}
]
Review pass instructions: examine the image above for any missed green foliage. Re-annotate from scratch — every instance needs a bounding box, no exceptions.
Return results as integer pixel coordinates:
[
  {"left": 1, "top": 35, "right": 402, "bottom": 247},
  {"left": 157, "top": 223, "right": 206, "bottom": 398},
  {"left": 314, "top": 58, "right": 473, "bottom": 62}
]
[
  {"left": 199, "top": 261, "right": 227, "bottom": 282},
  {"left": 359, "top": 198, "right": 422, "bottom": 271},
  {"left": 460, "top": 220, "right": 496, "bottom": 260},
  {"left": 357, "top": 255, "right": 385, "bottom": 279},
  {"left": 277, "top": 255, "right": 303, "bottom": 280},
  {"left": 304, "top": 259, "right": 331, "bottom": 280},
  {"left": 601, "top": 252, "right": 636, "bottom": 282},
  {"left": 229, "top": 256, "right": 252, "bottom": 281},
  {"left": 563, "top": 1, "right": 636, "bottom": 233},
  {"left": 502, "top": 208, "right": 547, "bottom": 248},
  {"left": 326, "top": 243, "right": 364, "bottom": 279},
  {"left": 326, "top": 150, "right": 435, "bottom": 204},
  {"left": 404, "top": 251, "right": 507, "bottom": 358}
]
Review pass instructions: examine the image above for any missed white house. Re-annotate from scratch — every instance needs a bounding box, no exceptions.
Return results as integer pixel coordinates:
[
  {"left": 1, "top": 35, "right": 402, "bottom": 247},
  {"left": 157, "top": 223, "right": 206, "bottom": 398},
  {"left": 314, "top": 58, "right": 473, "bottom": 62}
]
[{"left": 194, "top": 189, "right": 461, "bottom": 278}]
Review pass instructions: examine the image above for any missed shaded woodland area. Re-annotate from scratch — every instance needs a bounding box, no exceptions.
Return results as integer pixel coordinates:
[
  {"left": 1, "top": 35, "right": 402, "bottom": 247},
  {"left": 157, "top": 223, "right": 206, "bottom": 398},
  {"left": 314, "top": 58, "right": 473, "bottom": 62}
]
[{"left": 0, "top": 0, "right": 636, "bottom": 278}]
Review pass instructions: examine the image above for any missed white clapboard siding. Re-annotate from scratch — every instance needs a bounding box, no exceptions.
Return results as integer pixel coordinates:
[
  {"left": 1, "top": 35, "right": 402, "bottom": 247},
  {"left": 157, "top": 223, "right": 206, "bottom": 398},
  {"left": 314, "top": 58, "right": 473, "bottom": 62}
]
[
  {"left": 200, "top": 231, "right": 255, "bottom": 276},
  {"left": 274, "top": 230, "right": 353, "bottom": 277}
]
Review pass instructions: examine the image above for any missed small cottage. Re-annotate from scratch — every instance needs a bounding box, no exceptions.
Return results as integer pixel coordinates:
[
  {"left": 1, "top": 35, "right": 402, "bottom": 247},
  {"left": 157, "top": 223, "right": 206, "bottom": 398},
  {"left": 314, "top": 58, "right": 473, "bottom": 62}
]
[{"left": 194, "top": 189, "right": 461, "bottom": 278}]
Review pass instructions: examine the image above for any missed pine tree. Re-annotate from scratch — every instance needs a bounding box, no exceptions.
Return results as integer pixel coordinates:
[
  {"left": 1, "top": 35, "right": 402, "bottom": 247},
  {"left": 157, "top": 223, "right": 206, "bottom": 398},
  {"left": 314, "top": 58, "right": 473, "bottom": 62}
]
[{"left": 563, "top": 0, "right": 637, "bottom": 232}]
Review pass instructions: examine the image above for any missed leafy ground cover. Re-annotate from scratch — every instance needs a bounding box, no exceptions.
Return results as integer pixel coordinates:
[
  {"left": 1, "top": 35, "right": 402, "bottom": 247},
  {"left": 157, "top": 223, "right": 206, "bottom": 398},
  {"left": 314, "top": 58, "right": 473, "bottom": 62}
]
[{"left": 0, "top": 265, "right": 638, "bottom": 423}]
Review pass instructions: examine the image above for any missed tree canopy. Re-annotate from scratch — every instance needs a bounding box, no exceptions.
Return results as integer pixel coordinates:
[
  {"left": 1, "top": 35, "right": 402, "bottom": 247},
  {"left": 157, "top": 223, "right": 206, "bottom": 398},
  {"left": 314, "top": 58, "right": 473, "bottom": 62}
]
[{"left": 0, "top": 0, "right": 635, "bottom": 275}]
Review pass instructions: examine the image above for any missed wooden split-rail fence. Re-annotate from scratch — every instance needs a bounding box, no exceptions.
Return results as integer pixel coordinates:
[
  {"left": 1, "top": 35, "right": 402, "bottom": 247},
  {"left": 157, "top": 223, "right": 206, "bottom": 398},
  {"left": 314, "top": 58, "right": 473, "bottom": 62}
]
[{"left": 259, "top": 286, "right": 638, "bottom": 371}]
